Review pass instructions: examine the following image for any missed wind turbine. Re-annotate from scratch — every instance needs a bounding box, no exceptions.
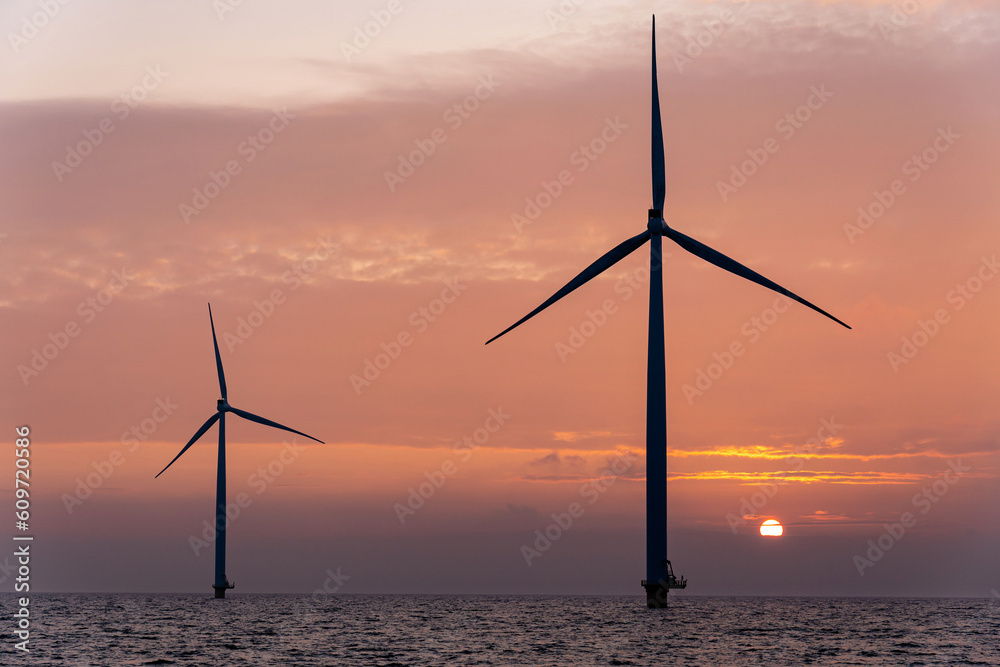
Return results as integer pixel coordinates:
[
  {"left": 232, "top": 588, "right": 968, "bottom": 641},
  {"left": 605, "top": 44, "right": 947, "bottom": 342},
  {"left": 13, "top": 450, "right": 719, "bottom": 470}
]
[
  {"left": 486, "top": 16, "right": 850, "bottom": 608},
  {"left": 156, "top": 304, "right": 324, "bottom": 598}
]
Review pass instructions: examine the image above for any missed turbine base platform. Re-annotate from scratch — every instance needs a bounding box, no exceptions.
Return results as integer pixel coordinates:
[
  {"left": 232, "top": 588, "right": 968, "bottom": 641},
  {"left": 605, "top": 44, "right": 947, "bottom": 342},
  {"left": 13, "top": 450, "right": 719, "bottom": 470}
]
[
  {"left": 213, "top": 582, "right": 235, "bottom": 599},
  {"left": 642, "top": 575, "right": 687, "bottom": 608}
]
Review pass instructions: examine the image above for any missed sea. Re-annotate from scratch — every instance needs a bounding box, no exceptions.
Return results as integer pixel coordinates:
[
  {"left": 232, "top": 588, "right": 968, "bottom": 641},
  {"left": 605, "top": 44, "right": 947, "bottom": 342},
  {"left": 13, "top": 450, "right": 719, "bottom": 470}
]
[{"left": 4, "top": 594, "right": 998, "bottom": 666}]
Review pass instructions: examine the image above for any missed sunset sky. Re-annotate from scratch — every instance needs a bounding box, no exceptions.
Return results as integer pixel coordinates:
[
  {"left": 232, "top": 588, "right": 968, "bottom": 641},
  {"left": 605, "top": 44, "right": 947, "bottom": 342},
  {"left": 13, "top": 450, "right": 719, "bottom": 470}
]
[{"left": 2, "top": 0, "right": 998, "bottom": 597}]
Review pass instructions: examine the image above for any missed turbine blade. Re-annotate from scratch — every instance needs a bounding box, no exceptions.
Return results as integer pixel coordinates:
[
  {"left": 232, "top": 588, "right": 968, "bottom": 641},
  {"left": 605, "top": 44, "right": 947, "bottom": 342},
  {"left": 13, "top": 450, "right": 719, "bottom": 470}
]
[
  {"left": 229, "top": 407, "right": 325, "bottom": 444},
  {"left": 155, "top": 412, "right": 221, "bottom": 478},
  {"left": 486, "top": 230, "right": 651, "bottom": 344},
  {"left": 663, "top": 226, "right": 851, "bottom": 329},
  {"left": 208, "top": 303, "right": 228, "bottom": 400},
  {"left": 651, "top": 15, "right": 665, "bottom": 212}
]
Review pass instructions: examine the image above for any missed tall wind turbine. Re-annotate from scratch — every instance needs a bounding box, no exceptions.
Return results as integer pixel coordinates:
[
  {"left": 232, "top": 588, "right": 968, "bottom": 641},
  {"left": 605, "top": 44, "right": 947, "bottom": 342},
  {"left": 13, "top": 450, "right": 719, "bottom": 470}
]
[
  {"left": 157, "top": 304, "right": 324, "bottom": 598},
  {"left": 486, "top": 16, "right": 850, "bottom": 608}
]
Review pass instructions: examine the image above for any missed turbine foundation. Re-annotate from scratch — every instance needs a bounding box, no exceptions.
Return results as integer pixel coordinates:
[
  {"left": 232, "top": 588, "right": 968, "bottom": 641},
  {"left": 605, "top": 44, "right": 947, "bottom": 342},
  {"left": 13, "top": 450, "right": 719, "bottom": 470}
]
[
  {"left": 213, "top": 581, "right": 235, "bottom": 599},
  {"left": 642, "top": 561, "right": 686, "bottom": 608},
  {"left": 642, "top": 578, "right": 686, "bottom": 608}
]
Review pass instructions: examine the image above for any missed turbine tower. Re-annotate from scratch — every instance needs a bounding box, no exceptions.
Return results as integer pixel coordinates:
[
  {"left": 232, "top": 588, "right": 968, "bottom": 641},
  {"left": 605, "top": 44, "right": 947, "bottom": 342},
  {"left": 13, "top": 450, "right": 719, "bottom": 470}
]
[
  {"left": 486, "top": 16, "right": 850, "bottom": 608},
  {"left": 156, "top": 304, "right": 324, "bottom": 598}
]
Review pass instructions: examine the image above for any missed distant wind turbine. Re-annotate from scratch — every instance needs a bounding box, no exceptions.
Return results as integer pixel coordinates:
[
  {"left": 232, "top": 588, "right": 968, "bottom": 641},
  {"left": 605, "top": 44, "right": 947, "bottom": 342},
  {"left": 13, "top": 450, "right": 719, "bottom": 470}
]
[
  {"left": 486, "top": 16, "right": 850, "bottom": 608},
  {"left": 156, "top": 304, "right": 324, "bottom": 598}
]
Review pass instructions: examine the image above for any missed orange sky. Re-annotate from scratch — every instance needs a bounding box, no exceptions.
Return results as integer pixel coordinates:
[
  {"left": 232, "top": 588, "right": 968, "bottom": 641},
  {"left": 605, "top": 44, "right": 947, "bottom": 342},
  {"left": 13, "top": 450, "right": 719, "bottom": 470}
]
[{"left": 1, "top": 0, "right": 998, "bottom": 596}]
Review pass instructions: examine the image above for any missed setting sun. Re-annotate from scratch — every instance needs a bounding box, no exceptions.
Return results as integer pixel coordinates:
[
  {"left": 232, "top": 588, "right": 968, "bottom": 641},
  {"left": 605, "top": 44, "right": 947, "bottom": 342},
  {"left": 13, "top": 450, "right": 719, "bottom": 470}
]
[{"left": 760, "top": 520, "right": 784, "bottom": 537}]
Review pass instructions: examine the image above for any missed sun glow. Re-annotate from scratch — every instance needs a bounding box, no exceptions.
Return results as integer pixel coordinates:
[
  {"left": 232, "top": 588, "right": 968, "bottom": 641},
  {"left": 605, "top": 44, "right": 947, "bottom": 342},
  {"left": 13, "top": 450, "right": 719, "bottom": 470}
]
[{"left": 760, "top": 519, "right": 784, "bottom": 537}]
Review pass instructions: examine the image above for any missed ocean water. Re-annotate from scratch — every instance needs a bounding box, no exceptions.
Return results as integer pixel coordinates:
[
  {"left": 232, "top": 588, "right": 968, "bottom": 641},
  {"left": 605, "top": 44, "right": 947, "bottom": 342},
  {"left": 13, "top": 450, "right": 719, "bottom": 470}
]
[{"left": 6, "top": 594, "right": 999, "bottom": 666}]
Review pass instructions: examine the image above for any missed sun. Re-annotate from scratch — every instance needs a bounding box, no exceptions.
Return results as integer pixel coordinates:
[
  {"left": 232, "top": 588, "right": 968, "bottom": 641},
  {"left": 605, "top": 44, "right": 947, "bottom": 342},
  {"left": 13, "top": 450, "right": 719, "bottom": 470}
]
[{"left": 759, "top": 519, "right": 784, "bottom": 537}]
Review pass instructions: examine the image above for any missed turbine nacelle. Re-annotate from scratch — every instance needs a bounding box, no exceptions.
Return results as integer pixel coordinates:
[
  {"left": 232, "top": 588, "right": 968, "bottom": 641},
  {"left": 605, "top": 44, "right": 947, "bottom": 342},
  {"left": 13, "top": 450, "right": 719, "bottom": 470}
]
[
  {"left": 647, "top": 209, "right": 665, "bottom": 233},
  {"left": 217, "top": 398, "right": 230, "bottom": 412}
]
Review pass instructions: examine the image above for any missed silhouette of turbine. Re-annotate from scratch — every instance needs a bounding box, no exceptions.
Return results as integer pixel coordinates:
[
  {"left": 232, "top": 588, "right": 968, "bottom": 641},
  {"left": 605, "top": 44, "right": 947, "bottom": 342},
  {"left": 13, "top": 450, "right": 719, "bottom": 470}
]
[
  {"left": 486, "top": 15, "right": 850, "bottom": 608},
  {"left": 156, "top": 303, "right": 324, "bottom": 598}
]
